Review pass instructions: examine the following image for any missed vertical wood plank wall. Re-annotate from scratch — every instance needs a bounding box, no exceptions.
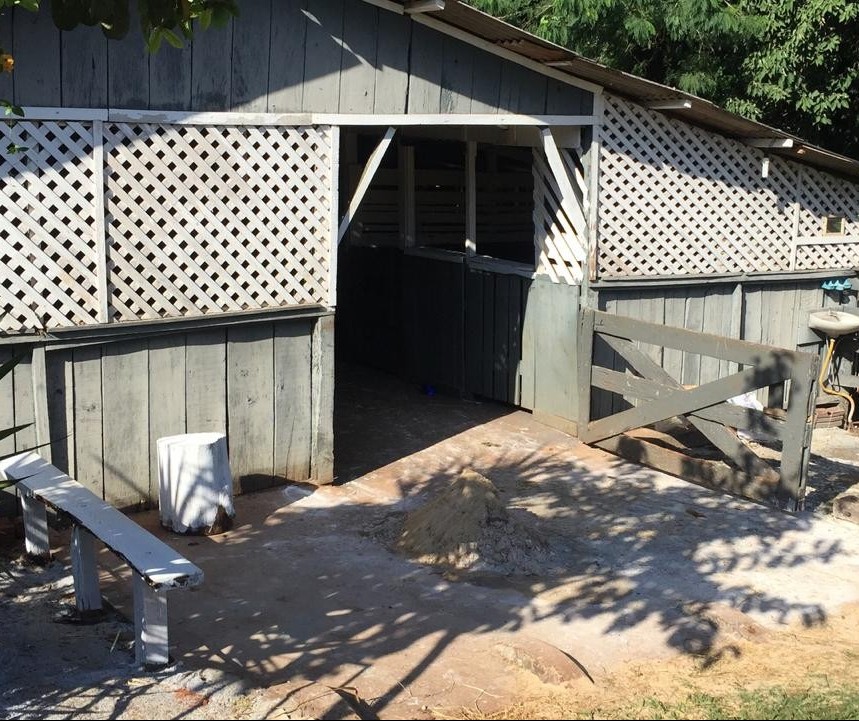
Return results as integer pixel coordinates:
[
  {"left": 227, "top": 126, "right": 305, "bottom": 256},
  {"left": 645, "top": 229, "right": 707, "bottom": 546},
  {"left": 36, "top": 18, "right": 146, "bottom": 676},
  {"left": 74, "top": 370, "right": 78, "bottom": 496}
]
[
  {"left": 335, "top": 247, "right": 578, "bottom": 418},
  {"left": 7, "top": 0, "right": 593, "bottom": 117},
  {"left": 0, "top": 314, "right": 332, "bottom": 515},
  {"left": 592, "top": 280, "right": 843, "bottom": 416}
]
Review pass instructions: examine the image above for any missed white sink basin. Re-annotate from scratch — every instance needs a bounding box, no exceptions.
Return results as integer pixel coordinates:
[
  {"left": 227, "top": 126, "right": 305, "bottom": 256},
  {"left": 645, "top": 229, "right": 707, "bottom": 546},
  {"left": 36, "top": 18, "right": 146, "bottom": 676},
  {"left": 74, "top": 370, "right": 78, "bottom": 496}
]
[{"left": 808, "top": 309, "right": 859, "bottom": 337}]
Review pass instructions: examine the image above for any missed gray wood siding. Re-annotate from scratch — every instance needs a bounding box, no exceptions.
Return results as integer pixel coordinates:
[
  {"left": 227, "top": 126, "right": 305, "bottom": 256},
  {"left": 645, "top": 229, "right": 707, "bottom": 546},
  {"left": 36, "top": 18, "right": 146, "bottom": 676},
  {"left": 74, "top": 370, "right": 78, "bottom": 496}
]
[
  {"left": 465, "top": 267, "right": 533, "bottom": 406},
  {"left": 523, "top": 277, "right": 580, "bottom": 424},
  {"left": 593, "top": 280, "right": 837, "bottom": 416},
  {"left": 7, "top": 0, "right": 593, "bottom": 116},
  {"left": 0, "top": 314, "right": 331, "bottom": 516}
]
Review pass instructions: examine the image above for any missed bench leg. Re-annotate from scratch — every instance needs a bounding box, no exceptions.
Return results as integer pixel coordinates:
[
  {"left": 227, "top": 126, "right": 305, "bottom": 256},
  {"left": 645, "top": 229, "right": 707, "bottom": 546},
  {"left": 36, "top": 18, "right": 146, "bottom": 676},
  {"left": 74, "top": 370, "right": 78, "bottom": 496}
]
[
  {"left": 133, "top": 574, "right": 169, "bottom": 667},
  {"left": 21, "top": 493, "right": 50, "bottom": 560},
  {"left": 71, "top": 527, "right": 102, "bottom": 613}
]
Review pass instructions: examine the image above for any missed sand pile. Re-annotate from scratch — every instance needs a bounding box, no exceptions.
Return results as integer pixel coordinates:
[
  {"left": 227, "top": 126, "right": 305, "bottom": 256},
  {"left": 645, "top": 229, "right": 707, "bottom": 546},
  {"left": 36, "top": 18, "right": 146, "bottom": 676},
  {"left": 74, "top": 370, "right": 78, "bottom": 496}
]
[{"left": 379, "top": 469, "right": 551, "bottom": 575}]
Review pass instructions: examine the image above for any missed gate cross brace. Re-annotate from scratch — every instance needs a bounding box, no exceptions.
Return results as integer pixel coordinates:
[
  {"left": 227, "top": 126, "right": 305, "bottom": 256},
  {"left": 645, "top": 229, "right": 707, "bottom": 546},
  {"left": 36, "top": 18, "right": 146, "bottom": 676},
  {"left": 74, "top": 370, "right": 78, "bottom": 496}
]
[
  {"left": 595, "top": 334, "right": 780, "bottom": 483},
  {"left": 582, "top": 335, "right": 788, "bottom": 446}
]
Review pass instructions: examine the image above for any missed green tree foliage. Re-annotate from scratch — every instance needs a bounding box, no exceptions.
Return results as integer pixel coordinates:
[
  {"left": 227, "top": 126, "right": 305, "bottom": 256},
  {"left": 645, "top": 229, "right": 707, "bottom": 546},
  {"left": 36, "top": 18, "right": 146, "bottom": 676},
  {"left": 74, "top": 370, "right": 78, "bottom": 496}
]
[
  {"left": 483, "top": 0, "right": 763, "bottom": 99},
  {"left": 0, "top": 0, "right": 237, "bottom": 126},
  {"left": 0, "top": 0, "right": 238, "bottom": 59},
  {"left": 473, "top": 0, "right": 859, "bottom": 157},
  {"left": 739, "top": 1, "right": 859, "bottom": 153}
]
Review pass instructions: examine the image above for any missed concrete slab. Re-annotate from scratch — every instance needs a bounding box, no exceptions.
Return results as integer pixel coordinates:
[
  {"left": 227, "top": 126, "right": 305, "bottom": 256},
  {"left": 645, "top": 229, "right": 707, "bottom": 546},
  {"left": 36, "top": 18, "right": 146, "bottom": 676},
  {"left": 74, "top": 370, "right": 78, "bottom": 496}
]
[{"left": 4, "top": 367, "right": 859, "bottom": 719}]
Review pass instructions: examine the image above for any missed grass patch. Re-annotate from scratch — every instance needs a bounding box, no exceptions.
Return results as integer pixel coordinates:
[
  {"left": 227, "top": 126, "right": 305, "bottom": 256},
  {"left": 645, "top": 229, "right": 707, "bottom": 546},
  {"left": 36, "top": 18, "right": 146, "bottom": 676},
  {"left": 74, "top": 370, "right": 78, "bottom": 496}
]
[
  {"left": 453, "top": 684, "right": 859, "bottom": 720},
  {"left": 592, "top": 685, "right": 859, "bottom": 720}
]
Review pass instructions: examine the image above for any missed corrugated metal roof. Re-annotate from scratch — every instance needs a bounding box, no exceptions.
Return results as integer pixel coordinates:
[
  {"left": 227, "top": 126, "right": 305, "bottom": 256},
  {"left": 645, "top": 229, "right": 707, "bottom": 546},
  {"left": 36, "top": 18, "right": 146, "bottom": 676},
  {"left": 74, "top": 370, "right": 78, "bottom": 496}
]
[{"left": 406, "top": 0, "right": 859, "bottom": 179}]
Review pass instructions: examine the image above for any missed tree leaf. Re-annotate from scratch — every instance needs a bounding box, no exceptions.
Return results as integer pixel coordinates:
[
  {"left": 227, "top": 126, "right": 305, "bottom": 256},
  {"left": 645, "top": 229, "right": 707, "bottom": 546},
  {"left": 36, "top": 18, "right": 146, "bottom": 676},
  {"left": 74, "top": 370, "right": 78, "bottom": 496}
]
[
  {"left": 50, "top": 0, "right": 82, "bottom": 31},
  {"left": 210, "top": 3, "right": 232, "bottom": 27},
  {"left": 101, "top": 0, "right": 130, "bottom": 39},
  {"left": 146, "top": 28, "right": 163, "bottom": 53},
  {"left": 162, "top": 27, "right": 184, "bottom": 48}
]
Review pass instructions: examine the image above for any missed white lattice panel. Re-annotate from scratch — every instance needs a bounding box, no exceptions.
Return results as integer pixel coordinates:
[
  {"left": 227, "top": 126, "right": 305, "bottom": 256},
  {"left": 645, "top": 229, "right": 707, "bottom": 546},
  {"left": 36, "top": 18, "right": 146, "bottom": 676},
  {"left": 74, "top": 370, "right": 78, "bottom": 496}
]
[
  {"left": 797, "top": 165, "right": 859, "bottom": 237},
  {"left": 0, "top": 121, "right": 101, "bottom": 332},
  {"left": 598, "top": 96, "right": 797, "bottom": 277},
  {"left": 533, "top": 147, "right": 587, "bottom": 284},
  {"left": 103, "top": 123, "right": 333, "bottom": 321},
  {"left": 795, "top": 242, "right": 859, "bottom": 271}
]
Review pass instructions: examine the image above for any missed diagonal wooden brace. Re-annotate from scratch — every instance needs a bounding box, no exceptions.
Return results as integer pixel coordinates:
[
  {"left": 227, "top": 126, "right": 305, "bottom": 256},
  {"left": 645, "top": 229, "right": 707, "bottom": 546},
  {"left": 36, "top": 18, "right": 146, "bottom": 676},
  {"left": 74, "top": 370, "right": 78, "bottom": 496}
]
[
  {"left": 582, "top": 353, "right": 787, "bottom": 445},
  {"left": 598, "top": 335, "right": 781, "bottom": 483}
]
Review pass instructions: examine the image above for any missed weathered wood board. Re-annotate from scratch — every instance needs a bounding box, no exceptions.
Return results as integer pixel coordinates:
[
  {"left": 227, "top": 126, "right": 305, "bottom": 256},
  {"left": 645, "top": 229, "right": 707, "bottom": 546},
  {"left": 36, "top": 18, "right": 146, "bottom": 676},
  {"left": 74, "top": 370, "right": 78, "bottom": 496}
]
[
  {"left": 2, "top": 0, "right": 593, "bottom": 116},
  {"left": 0, "top": 314, "right": 329, "bottom": 517}
]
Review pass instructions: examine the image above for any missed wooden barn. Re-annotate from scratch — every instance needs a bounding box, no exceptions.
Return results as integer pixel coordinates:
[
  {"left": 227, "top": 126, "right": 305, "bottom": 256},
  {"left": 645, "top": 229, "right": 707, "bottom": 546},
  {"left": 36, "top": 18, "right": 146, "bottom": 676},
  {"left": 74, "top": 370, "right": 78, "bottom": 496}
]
[{"left": 2, "top": 0, "right": 859, "bottom": 514}]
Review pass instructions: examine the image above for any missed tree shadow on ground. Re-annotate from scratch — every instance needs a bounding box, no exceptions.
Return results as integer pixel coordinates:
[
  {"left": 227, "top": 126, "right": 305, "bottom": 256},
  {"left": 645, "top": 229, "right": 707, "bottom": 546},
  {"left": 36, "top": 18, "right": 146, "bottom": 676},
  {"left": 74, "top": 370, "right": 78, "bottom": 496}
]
[{"left": 2, "top": 374, "right": 858, "bottom": 719}]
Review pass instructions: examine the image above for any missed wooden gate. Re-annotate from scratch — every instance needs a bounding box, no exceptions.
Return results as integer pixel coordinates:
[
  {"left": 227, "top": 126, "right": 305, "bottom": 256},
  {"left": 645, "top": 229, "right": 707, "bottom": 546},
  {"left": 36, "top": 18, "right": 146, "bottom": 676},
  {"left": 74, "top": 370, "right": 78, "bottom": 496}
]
[{"left": 577, "top": 309, "right": 820, "bottom": 510}]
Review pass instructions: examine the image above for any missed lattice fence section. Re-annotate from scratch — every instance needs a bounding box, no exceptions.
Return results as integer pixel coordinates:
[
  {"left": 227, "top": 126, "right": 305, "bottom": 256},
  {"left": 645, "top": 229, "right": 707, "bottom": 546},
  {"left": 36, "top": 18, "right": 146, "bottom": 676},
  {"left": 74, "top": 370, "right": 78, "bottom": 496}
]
[
  {"left": 532, "top": 147, "right": 587, "bottom": 284},
  {"left": 103, "top": 123, "right": 333, "bottom": 321},
  {"left": 0, "top": 121, "right": 102, "bottom": 332},
  {"left": 795, "top": 242, "right": 859, "bottom": 270},
  {"left": 598, "top": 96, "right": 797, "bottom": 277},
  {"left": 798, "top": 165, "right": 859, "bottom": 237}
]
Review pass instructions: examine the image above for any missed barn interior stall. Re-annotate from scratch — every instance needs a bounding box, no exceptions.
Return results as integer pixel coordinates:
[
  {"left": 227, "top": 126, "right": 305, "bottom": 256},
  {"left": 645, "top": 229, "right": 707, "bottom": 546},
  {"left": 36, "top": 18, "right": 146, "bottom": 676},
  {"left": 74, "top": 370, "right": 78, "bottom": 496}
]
[
  {"left": 335, "top": 122, "right": 586, "bottom": 422},
  {"left": 333, "top": 90, "right": 859, "bottom": 510}
]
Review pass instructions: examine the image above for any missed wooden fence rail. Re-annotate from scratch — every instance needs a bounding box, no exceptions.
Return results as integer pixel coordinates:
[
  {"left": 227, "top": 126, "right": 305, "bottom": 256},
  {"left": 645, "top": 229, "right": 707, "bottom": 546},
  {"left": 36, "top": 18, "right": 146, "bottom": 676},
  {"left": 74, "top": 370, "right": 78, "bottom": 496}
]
[{"left": 578, "top": 309, "right": 819, "bottom": 509}]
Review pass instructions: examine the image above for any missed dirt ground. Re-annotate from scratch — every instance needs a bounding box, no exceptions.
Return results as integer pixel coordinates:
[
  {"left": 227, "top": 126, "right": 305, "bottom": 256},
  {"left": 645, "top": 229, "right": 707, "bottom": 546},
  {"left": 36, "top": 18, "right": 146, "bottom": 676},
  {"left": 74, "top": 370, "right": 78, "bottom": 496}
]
[
  {"left": 2, "top": 366, "right": 859, "bottom": 719},
  {"left": 462, "top": 601, "right": 859, "bottom": 719}
]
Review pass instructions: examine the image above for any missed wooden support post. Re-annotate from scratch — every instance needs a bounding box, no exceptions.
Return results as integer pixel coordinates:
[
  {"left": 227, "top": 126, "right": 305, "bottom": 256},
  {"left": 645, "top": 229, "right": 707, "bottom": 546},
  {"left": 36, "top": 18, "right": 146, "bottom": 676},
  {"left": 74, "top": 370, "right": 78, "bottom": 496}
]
[
  {"left": 399, "top": 144, "right": 416, "bottom": 248},
  {"left": 21, "top": 493, "right": 50, "bottom": 559},
  {"left": 311, "top": 315, "right": 335, "bottom": 484},
  {"left": 789, "top": 168, "right": 803, "bottom": 271},
  {"left": 585, "top": 93, "right": 603, "bottom": 291},
  {"left": 328, "top": 125, "right": 340, "bottom": 308},
  {"left": 779, "top": 353, "right": 819, "bottom": 510},
  {"left": 93, "top": 120, "right": 110, "bottom": 324},
  {"left": 133, "top": 573, "right": 169, "bottom": 667},
  {"left": 71, "top": 526, "right": 102, "bottom": 613},
  {"left": 31, "top": 345, "right": 51, "bottom": 464},
  {"left": 465, "top": 140, "right": 477, "bottom": 256},
  {"left": 577, "top": 308, "right": 595, "bottom": 439}
]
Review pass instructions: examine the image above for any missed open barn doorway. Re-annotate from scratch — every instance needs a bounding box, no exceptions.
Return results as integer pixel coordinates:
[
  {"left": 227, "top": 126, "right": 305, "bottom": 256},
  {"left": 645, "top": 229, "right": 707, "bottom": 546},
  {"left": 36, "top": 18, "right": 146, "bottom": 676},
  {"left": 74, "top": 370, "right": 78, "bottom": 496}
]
[{"left": 332, "top": 125, "right": 586, "bottom": 482}]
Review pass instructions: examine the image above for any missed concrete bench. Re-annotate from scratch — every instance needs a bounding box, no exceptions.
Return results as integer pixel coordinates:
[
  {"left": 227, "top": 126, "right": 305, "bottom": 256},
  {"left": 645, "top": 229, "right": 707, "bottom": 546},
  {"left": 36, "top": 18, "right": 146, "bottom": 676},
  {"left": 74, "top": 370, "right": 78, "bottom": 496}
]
[{"left": 0, "top": 452, "right": 204, "bottom": 666}]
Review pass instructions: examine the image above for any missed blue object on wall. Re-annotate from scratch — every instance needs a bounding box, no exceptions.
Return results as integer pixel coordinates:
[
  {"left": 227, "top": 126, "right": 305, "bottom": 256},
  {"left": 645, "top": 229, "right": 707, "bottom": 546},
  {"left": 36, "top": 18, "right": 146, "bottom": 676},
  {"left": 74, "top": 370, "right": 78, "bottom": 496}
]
[{"left": 821, "top": 278, "right": 853, "bottom": 291}]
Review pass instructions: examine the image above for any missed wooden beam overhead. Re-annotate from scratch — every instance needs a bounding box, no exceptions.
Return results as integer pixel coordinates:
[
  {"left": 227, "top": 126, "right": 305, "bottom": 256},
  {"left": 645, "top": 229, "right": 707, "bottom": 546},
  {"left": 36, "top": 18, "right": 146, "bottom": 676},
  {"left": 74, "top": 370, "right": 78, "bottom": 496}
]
[
  {"left": 404, "top": 0, "right": 445, "bottom": 12},
  {"left": 645, "top": 99, "right": 692, "bottom": 110},
  {"left": 745, "top": 137, "right": 795, "bottom": 149},
  {"left": 106, "top": 109, "right": 597, "bottom": 127}
]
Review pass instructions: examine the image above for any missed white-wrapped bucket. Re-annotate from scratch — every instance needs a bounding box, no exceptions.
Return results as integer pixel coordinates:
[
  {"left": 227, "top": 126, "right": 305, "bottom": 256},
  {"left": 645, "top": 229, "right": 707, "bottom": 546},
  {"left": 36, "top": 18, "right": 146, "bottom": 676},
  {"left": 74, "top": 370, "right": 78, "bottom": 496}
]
[{"left": 157, "top": 432, "right": 235, "bottom": 534}]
